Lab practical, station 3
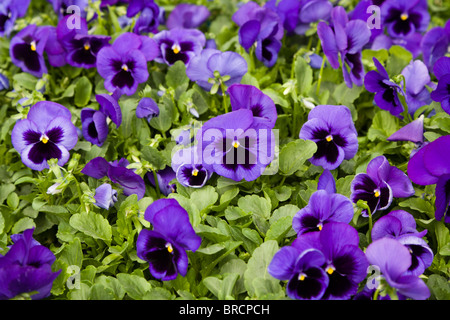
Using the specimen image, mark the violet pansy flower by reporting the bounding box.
[147,167,177,196]
[10,24,50,78]
[171,145,211,189]
[96,32,158,95]
[196,109,275,182]
[65,34,111,69]
[232,1,284,67]
[317,6,371,88]
[351,155,414,216]
[153,28,206,66]
[136,97,159,122]
[365,237,430,300]
[166,3,210,30]
[421,20,450,70]
[0,0,31,37]
[48,0,88,18]
[430,57,450,115]
[364,58,405,116]
[292,189,354,235]
[299,105,358,170]
[11,101,78,171]
[380,0,430,39]
[268,247,329,300]
[317,169,336,194]
[407,135,450,223]
[93,183,118,210]
[228,84,277,129]
[387,114,424,145]
[133,2,161,35]
[186,49,248,93]
[81,156,146,200]
[136,198,201,281]
[371,210,433,277]
[0,228,61,300]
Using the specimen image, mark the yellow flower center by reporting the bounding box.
[30,41,37,51]
[374,189,380,198]
[84,43,90,50]
[326,135,333,142]
[192,169,199,176]
[400,13,408,21]
[122,64,129,71]
[317,223,323,231]
[172,43,181,54]
[326,266,335,275]
[233,141,240,148]
[166,243,174,253]
[298,273,306,281]
[40,134,49,144]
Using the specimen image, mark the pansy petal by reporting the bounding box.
[81,157,111,179]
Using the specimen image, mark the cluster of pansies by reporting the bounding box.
[0,0,449,302]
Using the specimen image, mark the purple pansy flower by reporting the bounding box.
[421,20,450,70]
[186,49,248,93]
[430,57,450,115]
[133,2,161,35]
[0,228,61,300]
[81,157,145,200]
[299,105,358,170]
[228,84,277,129]
[401,60,435,115]
[371,210,433,276]
[317,6,371,88]
[10,24,50,78]
[407,135,450,223]
[380,0,430,39]
[232,1,284,67]
[94,183,118,210]
[317,169,336,194]
[96,32,158,95]
[365,237,430,300]
[126,0,155,18]
[81,91,122,146]
[349,0,383,43]
[166,3,210,30]
[387,114,424,145]
[293,222,369,300]
[196,109,275,182]
[153,28,206,66]
[65,33,111,69]
[136,97,159,122]
[42,26,67,68]
[48,0,88,18]
[136,198,202,281]
[364,58,405,116]
[351,155,414,216]
[11,101,78,171]
[292,189,354,235]
[171,145,211,189]
[147,167,177,196]
[0,0,31,37]
[268,247,329,300]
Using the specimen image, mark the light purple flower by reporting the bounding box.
[166,3,210,29]
[94,183,118,210]
[421,20,450,70]
[136,97,159,122]
[171,145,211,189]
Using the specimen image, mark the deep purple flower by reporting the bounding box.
[0,228,61,300]
[11,101,78,171]
[196,109,275,182]
[317,6,371,88]
[136,198,201,281]
[147,167,177,196]
[371,210,433,276]
[186,49,248,93]
[268,247,329,300]
[171,145,211,189]
[293,222,369,300]
[387,114,424,144]
[407,135,450,223]
[430,57,450,115]
[380,0,429,39]
[421,20,450,70]
[126,0,154,17]
[0,73,9,91]
[81,157,146,199]
[42,26,67,67]
[0,0,31,37]
[96,32,158,95]
[292,190,354,235]
[94,183,118,210]
[10,25,50,78]
[153,28,206,66]
[364,58,405,116]
[401,60,435,115]
[48,0,88,18]
[232,1,284,67]
[81,92,122,146]
[136,97,159,122]
[65,34,111,69]
[365,237,430,300]
[166,3,210,30]
[349,0,383,43]
[351,155,414,216]
[317,169,336,194]
[133,3,161,35]
[228,84,277,128]
[299,105,358,170]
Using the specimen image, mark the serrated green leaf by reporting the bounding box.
[279,139,317,175]
[69,211,112,243]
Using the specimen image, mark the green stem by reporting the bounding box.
[316,55,326,97]
[220,80,229,113]
[373,288,380,301]
[278,176,287,188]
[152,170,161,199]
[367,205,373,243]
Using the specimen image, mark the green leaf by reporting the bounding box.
[150,95,174,133]
[386,45,413,75]
[69,211,112,243]
[74,76,93,107]
[294,56,313,95]
[279,139,317,175]
[367,110,399,141]
[427,275,450,300]
[191,186,218,214]
[140,145,167,170]
[117,274,151,300]
[238,195,272,220]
